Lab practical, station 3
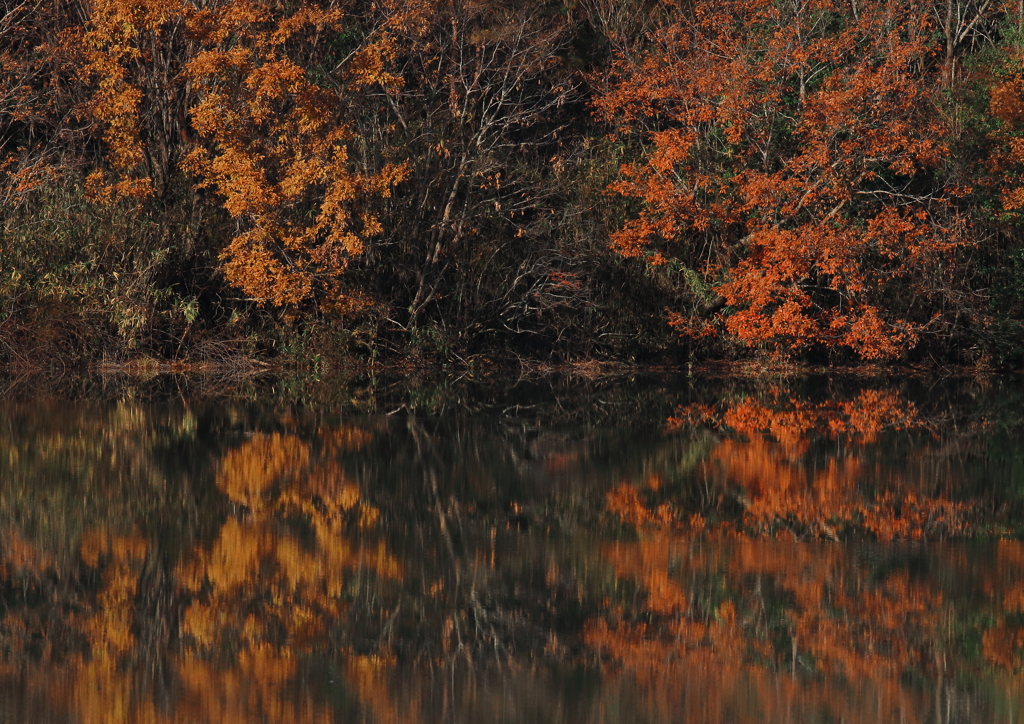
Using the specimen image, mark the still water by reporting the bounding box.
[3,372,1024,723]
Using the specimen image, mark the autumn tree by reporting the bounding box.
[179,0,420,311]
[1,0,220,359]
[79,0,199,202]
[1,0,421,360]
[8,0,1024,363]
[990,41,1024,213]
[597,0,984,360]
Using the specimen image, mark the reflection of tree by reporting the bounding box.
[588,538,1024,722]
[0,399,211,564]
[0,422,410,723]
[62,532,159,724]
[588,535,963,723]
[5,386,1024,723]
[178,432,400,654]
[654,388,973,539]
[167,428,408,723]
[589,385,1022,721]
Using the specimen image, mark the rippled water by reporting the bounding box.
[3,373,1024,723]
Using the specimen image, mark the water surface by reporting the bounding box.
[3,373,1024,722]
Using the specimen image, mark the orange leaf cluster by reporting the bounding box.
[598,0,965,358]
[989,54,1024,214]
[74,0,423,309]
[181,1,413,307]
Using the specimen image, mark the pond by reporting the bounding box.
[3,371,1024,723]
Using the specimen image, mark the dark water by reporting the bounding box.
[3,372,1024,723]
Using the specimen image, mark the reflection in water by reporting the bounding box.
[2,378,1024,722]
[667,388,973,540]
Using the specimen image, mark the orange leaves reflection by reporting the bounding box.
[0,423,410,724]
[172,425,400,718]
[76,530,150,659]
[52,531,157,724]
[180,430,400,653]
[606,484,674,530]
[981,542,1024,672]
[673,388,917,450]
[589,386,1013,721]
[588,537,954,724]
[215,429,377,525]
[663,388,972,539]
[216,433,310,511]
[0,527,53,577]
[5,397,1024,723]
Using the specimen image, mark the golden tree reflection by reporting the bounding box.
[3,390,1024,723]
[0,423,412,723]
[177,432,399,655]
[590,386,1013,722]
[659,388,974,539]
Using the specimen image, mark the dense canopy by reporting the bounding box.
[3,0,1024,366]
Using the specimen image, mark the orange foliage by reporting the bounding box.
[68,0,420,309]
[80,0,181,201]
[182,1,413,308]
[597,0,965,358]
[989,54,1024,215]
